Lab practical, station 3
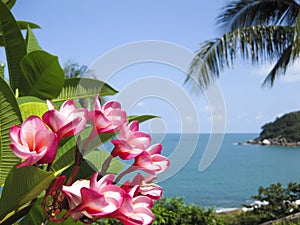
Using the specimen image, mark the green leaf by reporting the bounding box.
[61,150,123,183]
[0,0,28,93]
[0,61,4,78]
[21,50,65,99]
[16,96,45,105]
[19,198,45,225]
[127,114,160,123]
[0,21,40,47]
[53,77,118,104]
[51,128,115,175]
[17,96,47,120]
[0,76,22,186]
[85,150,123,174]
[17,20,41,30]
[26,25,41,53]
[20,198,83,225]
[0,166,55,221]
[19,102,48,121]
[1,0,15,9]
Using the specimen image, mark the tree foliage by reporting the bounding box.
[259,111,300,142]
[188,0,300,89]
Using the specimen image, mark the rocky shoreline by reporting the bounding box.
[245,136,300,147]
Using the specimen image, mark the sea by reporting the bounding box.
[152,133,300,212]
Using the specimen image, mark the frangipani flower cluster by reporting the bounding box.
[9,95,170,225]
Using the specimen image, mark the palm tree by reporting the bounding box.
[188,0,300,89]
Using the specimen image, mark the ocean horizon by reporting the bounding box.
[153,133,300,212]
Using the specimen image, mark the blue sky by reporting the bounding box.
[11,1,300,134]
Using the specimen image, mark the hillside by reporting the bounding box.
[248,111,300,146]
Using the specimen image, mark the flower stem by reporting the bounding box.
[99,155,114,176]
[66,136,83,186]
[114,166,136,184]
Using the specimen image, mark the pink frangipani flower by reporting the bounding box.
[62,173,125,221]
[133,143,170,175]
[10,115,58,168]
[111,121,151,160]
[109,193,154,225]
[122,174,163,201]
[88,95,127,134]
[42,99,87,141]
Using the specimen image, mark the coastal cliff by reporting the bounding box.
[247,111,300,146]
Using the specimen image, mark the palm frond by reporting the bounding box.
[262,45,292,87]
[217,0,299,32]
[291,11,300,58]
[188,25,294,89]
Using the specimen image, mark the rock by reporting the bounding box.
[262,139,271,145]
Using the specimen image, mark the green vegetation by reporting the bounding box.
[258,111,300,143]
[96,182,300,225]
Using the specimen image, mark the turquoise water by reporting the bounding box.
[153,133,300,211]
[3,133,299,212]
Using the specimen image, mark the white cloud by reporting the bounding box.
[255,113,264,121]
[251,59,300,83]
[136,101,145,107]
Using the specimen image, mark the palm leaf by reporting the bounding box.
[262,45,293,87]
[0,0,28,94]
[0,76,22,186]
[188,25,294,89]
[217,0,299,32]
[291,12,300,59]
[52,77,118,104]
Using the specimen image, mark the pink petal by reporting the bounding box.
[94,95,101,111]
[103,101,121,111]
[56,116,83,140]
[46,99,55,110]
[151,155,170,174]
[134,151,152,167]
[90,173,115,190]
[62,179,90,209]
[42,110,66,132]
[9,125,21,144]
[59,99,76,113]
[75,188,108,216]
[118,193,134,215]
[90,110,112,132]
[131,173,144,185]
[16,154,43,168]
[20,116,47,150]
[111,140,144,160]
[36,130,58,163]
[128,121,139,132]
[147,144,162,155]
[132,207,154,225]
[133,196,153,209]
